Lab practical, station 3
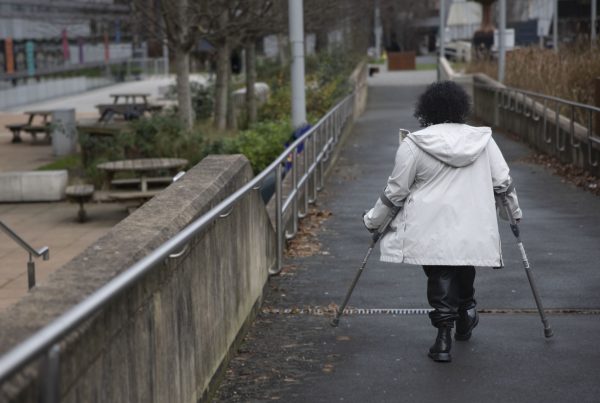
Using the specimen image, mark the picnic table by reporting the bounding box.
[5,110,52,143]
[96,93,163,123]
[110,93,151,105]
[97,158,187,196]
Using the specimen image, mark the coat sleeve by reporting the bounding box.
[488,137,523,220]
[364,140,417,229]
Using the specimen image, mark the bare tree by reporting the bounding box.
[241,0,278,125]
[130,0,209,129]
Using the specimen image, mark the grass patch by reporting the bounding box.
[37,154,81,171]
[416,63,437,71]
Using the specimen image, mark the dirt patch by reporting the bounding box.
[522,153,600,196]
[285,208,332,258]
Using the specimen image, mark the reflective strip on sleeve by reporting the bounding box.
[379,192,395,208]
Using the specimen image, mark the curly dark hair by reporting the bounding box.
[413,81,471,127]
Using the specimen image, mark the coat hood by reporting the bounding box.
[407,123,492,167]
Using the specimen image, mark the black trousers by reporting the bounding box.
[422,265,476,328]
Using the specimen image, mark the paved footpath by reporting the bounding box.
[213,70,600,402]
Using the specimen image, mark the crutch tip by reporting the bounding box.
[544,328,554,338]
[330,318,340,327]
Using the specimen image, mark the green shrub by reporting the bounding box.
[224,120,293,173]
[78,114,211,185]
[165,81,215,120]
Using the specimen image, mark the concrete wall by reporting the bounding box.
[440,58,600,176]
[0,77,114,110]
[0,170,68,202]
[471,74,600,176]
[0,155,276,402]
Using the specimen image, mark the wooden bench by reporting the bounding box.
[110,176,173,190]
[65,185,95,222]
[22,125,51,142]
[5,124,50,143]
[6,124,27,143]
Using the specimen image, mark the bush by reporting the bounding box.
[165,81,215,120]
[259,49,357,124]
[224,120,293,173]
[466,42,600,106]
[79,114,211,184]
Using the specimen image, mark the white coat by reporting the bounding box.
[363,123,522,267]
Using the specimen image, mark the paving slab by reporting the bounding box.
[213,70,600,402]
[0,201,127,311]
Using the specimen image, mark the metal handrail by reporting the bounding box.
[0,221,49,290]
[474,82,600,167]
[0,93,355,391]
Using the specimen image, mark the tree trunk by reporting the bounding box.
[245,40,257,126]
[214,40,230,131]
[175,47,193,129]
[315,29,328,53]
[226,63,236,130]
[277,33,288,66]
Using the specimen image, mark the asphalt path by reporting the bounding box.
[213,70,600,403]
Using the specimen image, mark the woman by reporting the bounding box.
[363,81,521,363]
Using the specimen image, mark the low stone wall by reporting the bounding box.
[0,170,68,202]
[0,77,114,110]
[440,58,600,176]
[0,155,276,402]
[472,73,600,176]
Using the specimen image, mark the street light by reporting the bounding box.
[288,0,307,129]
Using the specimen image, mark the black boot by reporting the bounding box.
[455,308,479,341]
[428,326,453,362]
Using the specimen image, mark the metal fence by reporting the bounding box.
[0,92,356,402]
[474,82,600,168]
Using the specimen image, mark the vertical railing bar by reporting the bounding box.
[556,102,565,151]
[39,344,61,403]
[273,163,283,275]
[309,130,317,203]
[285,151,298,239]
[494,89,499,127]
[301,137,309,215]
[589,109,598,167]
[570,105,580,147]
[317,121,327,191]
[27,253,35,290]
[543,98,550,143]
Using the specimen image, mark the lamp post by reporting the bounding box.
[438,0,445,81]
[288,0,307,129]
[498,0,506,83]
[553,0,558,52]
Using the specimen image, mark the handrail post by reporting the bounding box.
[274,163,283,274]
[301,139,309,216]
[39,344,61,403]
[286,151,299,239]
[309,131,317,203]
[0,221,48,291]
[27,254,35,290]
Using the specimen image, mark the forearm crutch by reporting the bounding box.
[330,206,401,327]
[500,192,553,338]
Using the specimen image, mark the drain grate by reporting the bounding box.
[261,307,600,316]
